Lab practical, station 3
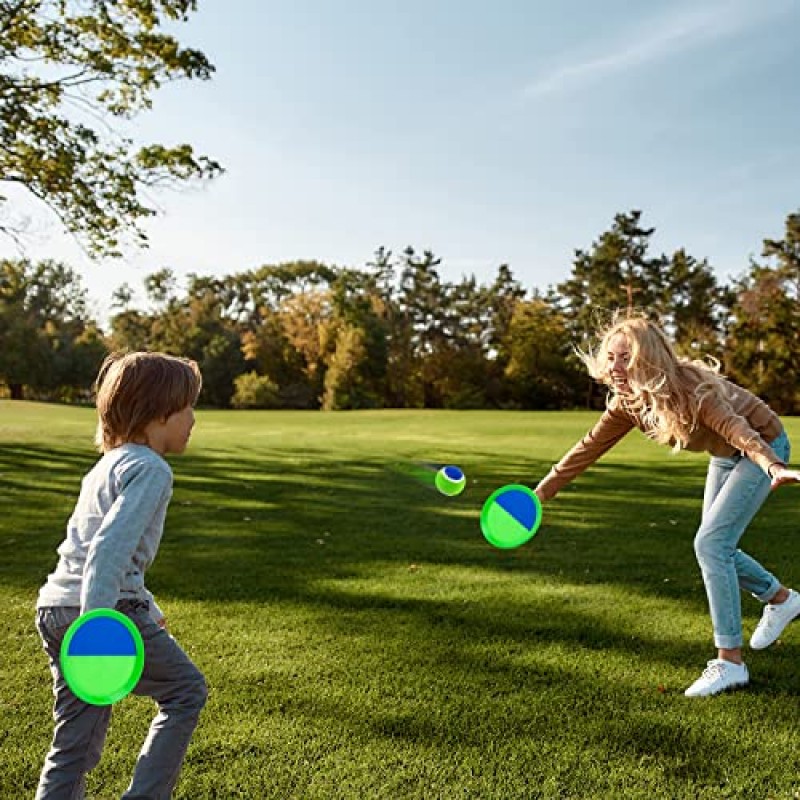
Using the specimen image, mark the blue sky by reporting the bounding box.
[4,0,800,321]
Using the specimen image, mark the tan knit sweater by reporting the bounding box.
[535,377,784,501]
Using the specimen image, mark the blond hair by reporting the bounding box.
[579,313,728,449]
[94,352,202,452]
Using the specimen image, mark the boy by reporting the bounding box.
[35,351,207,799]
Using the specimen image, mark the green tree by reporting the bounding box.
[109,269,246,406]
[1,0,222,257]
[725,212,800,413]
[245,261,338,315]
[659,248,729,359]
[0,258,105,398]
[231,371,281,409]
[321,323,370,410]
[481,264,526,407]
[555,211,668,405]
[557,210,666,338]
[108,308,154,352]
[505,297,584,409]
[278,289,334,407]
[357,248,520,409]
[48,319,108,402]
[763,210,800,299]
[0,299,49,398]
[240,309,308,403]
[394,247,445,407]
[431,276,491,409]
[324,267,389,409]
[153,272,246,407]
[234,261,339,408]
[197,330,245,408]
[363,246,414,408]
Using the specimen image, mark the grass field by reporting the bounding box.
[1,400,799,799]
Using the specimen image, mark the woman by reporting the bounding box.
[534,315,800,697]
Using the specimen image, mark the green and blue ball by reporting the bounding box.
[435,465,466,497]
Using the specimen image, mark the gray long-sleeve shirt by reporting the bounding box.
[37,444,173,621]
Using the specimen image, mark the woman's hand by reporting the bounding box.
[770,464,800,490]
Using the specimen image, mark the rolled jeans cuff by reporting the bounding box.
[714,632,743,650]
[754,578,782,604]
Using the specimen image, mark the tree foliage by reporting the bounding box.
[724,212,800,414]
[505,297,585,409]
[5,210,800,414]
[0,257,105,398]
[556,211,665,340]
[0,0,222,256]
[660,248,728,358]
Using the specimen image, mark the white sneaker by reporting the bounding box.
[750,589,800,650]
[684,659,749,697]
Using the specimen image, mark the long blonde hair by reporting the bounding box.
[580,314,728,449]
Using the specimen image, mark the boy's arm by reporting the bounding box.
[81,461,172,613]
[535,407,635,501]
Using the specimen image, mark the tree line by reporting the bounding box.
[1,209,799,413]
[2,7,797,414]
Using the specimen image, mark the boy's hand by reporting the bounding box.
[156,616,167,629]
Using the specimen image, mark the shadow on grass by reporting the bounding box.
[7,440,800,794]
[6,441,798,604]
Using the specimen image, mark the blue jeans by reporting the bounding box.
[694,430,790,650]
[35,599,207,800]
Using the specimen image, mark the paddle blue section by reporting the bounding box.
[67,616,137,656]
[495,489,536,530]
[443,466,463,480]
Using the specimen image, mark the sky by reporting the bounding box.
[4,0,800,324]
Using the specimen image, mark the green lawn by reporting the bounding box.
[1,401,799,799]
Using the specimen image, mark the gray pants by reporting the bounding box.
[35,600,207,800]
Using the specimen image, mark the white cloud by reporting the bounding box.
[522,1,793,100]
